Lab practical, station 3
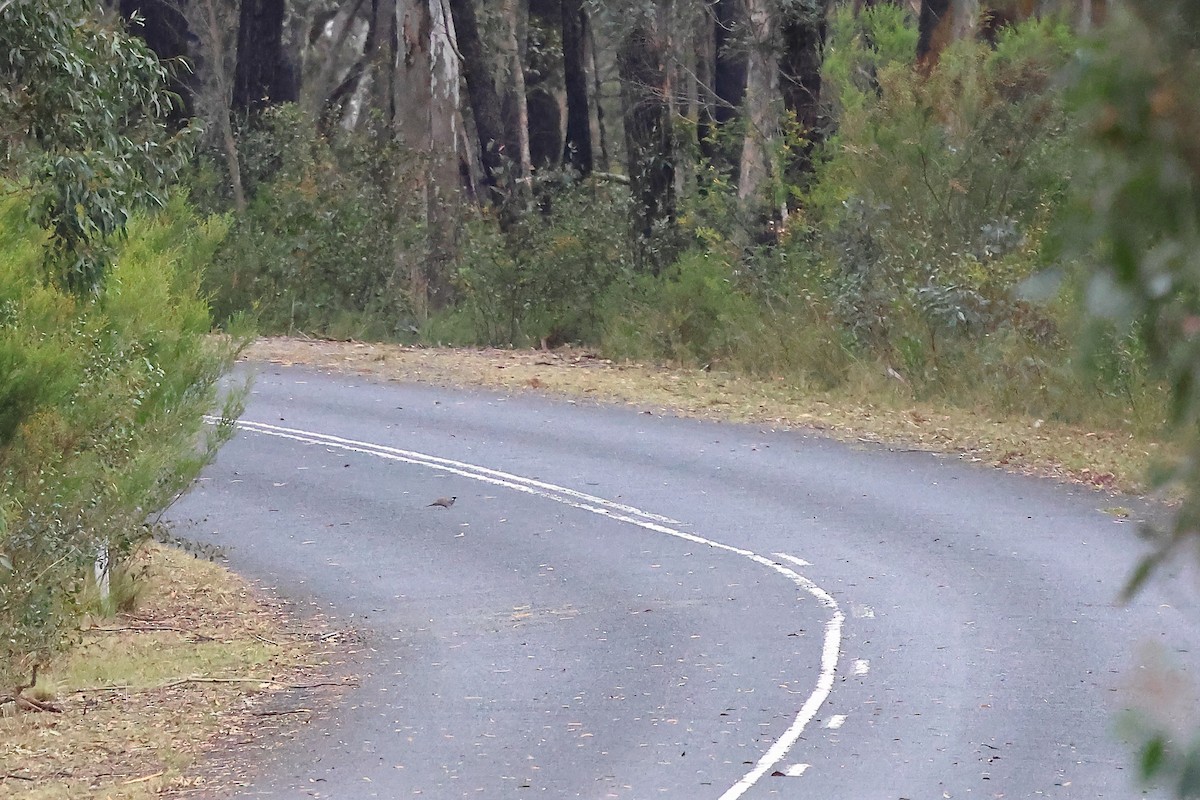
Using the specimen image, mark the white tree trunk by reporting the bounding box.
[501,0,532,180]
[737,0,779,213]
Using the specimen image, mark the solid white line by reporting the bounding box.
[221,418,685,526]
[219,417,844,799]
[774,552,812,568]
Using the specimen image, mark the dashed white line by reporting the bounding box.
[219,417,845,800]
[853,659,870,676]
[825,714,847,729]
[781,763,810,777]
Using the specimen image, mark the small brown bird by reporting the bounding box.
[427,496,456,509]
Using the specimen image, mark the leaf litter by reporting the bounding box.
[0,544,357,799]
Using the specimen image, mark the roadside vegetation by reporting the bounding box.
[0,543,344,799]
[4,0,1200,796]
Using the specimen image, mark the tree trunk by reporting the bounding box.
[737,0,778,217]
[233,0,295,113]
[560,0,592,176]
[369,0,398,143]
[713,0,747,128]
[305,0,369,122]
[586,16,610,171]
[425,0,461,310]
[501,0,533,180]
[917,0,953,71]
[618,11,675,274]
[447,0,508,206]
[120,0,195,118]
[390,0,462,313]
[779,0,828,186]
[194,0,247,213]
[710,0,748,178]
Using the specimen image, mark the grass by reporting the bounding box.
[244,336,1168,495]
[0,543,351,799]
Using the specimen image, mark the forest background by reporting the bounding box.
[5,0,1200,793]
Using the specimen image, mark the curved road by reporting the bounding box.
[170,364,1199,799]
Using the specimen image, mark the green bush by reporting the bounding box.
[813,8,1076,355]
[202,106,416,340]
[450,175,633,346]
[602,248,760,365]
[0,190,240,692]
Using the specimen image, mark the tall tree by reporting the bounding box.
[233,0,295,112]
[779,0,829,183]
[706,0,748,176]
[447,0,509,205]
[618,8,676,274]
[713,0,748,127]
[561,0,593,175]
[164,0,246,211]
[501,0,533,179]
[391,0,463,314]
[737,0,778,214]
[119,0,194,117]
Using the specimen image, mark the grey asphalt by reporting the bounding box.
[168,363,1200,799]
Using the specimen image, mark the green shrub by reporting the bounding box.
[450,175,633,346]
[602,248,759,365]
[0,190,240,692]
[813,8,1076,358]
[202,106,416,340]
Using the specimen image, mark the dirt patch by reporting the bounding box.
[245,336,1166,495]
[0,544,358,799]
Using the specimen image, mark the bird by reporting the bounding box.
[427,496,456,509]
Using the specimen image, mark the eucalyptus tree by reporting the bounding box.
[0,0,194,293]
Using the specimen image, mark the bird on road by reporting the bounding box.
[428,496,456,509]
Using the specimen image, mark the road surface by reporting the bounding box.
[169,364,1199,799]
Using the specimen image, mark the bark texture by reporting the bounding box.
[560,0,592,175]
[618,13,675,274]
[447,0,508,204]
[233,0,296,112]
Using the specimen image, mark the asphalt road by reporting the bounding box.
[169,363,1200,799]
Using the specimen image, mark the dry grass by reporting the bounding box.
[0,544,354,799]
[246,336,1168,494]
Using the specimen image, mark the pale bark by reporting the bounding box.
[586,17,610,171]
[737,0,779,215]
[176,0,246,213]
[392,0,461,316]
[427,0,460,307]
[501,0,532,180]
[305,0,369,120]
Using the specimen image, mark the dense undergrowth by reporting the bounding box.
[201,7,1164,439]
[0,191,241,693]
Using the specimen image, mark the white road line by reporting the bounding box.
[774,552,811,568]
[220,418,685,526]
[781,763,810,777]
[853,659,870,676]
[825,714,847,729]
[852,604,875,619]
[219,417,844,800]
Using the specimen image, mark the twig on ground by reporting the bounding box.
[250,708,312,717]
[120,770,165,785]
